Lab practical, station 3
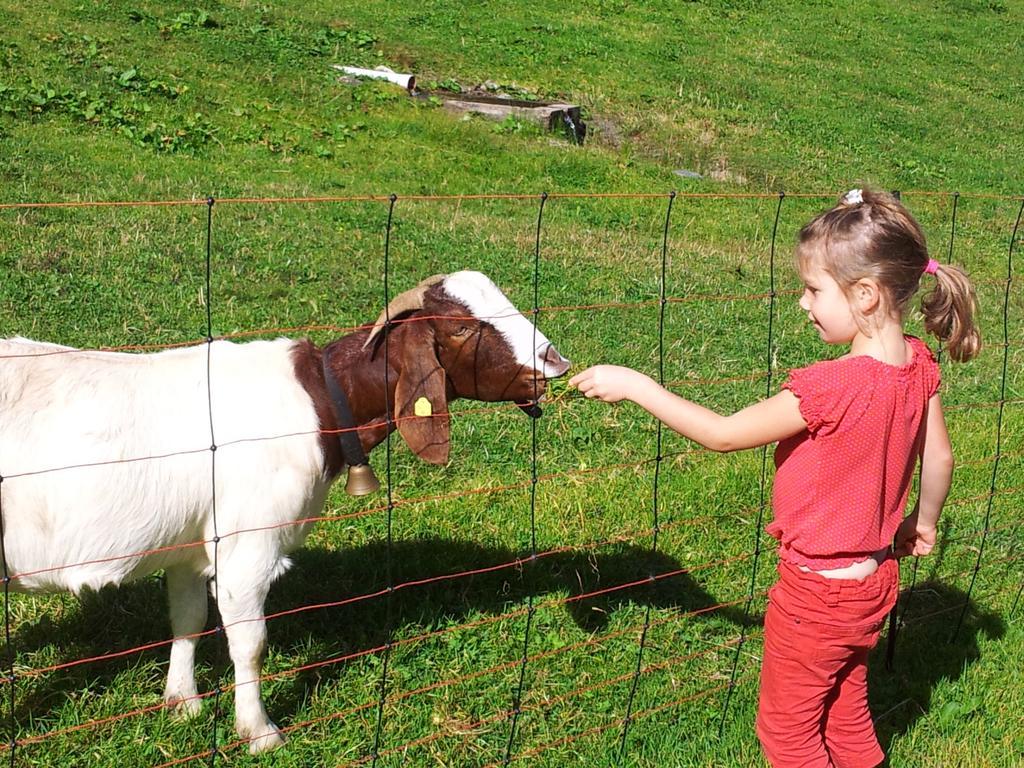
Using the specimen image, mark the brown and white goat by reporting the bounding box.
[0,270,570,753]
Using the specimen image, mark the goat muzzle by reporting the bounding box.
[516,400,543,419]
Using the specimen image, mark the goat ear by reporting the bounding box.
[394,325,450,465]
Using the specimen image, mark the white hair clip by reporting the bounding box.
[843,189,864,205]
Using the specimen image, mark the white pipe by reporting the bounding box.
[333,65,416,91]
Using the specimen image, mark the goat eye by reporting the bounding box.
[452,325,471,338]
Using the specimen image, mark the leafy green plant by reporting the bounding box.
[310,26,377,55]
[492,114,540,136]
[159,9,220,34]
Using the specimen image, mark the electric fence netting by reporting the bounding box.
[0,191,1020,766]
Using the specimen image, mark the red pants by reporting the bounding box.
[756,558,899,768]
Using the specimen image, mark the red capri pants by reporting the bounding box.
[756,557,899,768]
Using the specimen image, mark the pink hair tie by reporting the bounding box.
[923,258,940,275]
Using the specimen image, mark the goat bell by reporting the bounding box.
[344,463,381,496]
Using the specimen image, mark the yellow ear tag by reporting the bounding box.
[414,397,432,417]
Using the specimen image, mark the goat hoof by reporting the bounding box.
[247,724,286,754]
[163,693,202,720]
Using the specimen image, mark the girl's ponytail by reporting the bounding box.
[920,262,981,362]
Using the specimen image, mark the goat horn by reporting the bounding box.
[363,274,447,349]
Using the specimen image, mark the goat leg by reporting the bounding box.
[163,566,207,718]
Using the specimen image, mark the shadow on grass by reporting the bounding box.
[869,580,1006,757]
[11,536,750,725]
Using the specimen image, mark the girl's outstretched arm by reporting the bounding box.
[570,364,807,452]
[895,393,953,557]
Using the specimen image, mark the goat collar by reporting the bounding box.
[321,352,371,469]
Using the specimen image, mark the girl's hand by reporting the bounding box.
[569,365,651,404]
[894,510,938,558]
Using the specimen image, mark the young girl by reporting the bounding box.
[569,189,980,767]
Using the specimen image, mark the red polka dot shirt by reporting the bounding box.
[769,336,941,569]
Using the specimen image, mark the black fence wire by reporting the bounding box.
[369,193,399,768]
[617,190,675,763]
[203,197,225,767]
[953,196,1023,640]
[718,189,785,735]
[0,190,1020,766]
[500,192,547,767]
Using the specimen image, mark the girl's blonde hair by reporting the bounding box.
[796,189,981,362]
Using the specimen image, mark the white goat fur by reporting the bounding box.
[1,336,328,751]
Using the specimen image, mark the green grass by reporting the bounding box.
[1,1,1023,767]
